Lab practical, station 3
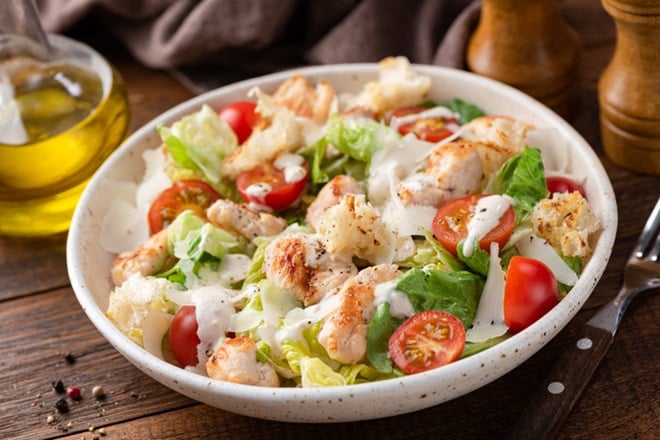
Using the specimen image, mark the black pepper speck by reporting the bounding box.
[55,398,69,413]
[52,380,65,394]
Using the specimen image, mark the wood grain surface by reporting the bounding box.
[1,1,658,439]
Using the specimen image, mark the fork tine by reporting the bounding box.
[650,232,660,262]
[634,198,660,259]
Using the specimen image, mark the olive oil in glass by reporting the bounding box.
[0,34,130,236]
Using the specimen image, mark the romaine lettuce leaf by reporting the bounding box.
[300,357,346,387]
[241,237,270,288]
[366,302,402,373]
[158,104,237,184]
[157,211,243,285]
[441,98,485,124]
[302,135,368,191]
[325,115,385,163]
[255,341,299,380]
[485,146,548,225]
[461,334,510,358]
[398,230,464,272]
[338,363,400,384]
[395,268,484,328]
[457,239,490,277]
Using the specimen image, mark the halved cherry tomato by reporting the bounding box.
[388,310,466,375]
[236,159,309,211]
[390,106,458,142]
[168,305,201,368]
[218,101,258,144]
[431,194,516,255]
[147,179,221,234]
[546,176,586,198]
[504,256,559,334]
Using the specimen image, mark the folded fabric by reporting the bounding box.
[37,0,480,93]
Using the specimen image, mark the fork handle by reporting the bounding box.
[506,324,614,440]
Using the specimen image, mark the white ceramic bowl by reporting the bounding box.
[66,64,617,423]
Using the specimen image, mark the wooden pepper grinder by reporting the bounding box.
[466,0,581,119]
[598,0,660,174]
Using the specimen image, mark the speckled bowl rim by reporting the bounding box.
[67,63,617,423]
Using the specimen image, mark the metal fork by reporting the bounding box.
[507,198,660,440]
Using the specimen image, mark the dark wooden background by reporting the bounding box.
[1,1,658,438]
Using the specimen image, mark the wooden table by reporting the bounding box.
[1,1,658,439]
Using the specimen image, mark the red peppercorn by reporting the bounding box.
[67,386,82,400]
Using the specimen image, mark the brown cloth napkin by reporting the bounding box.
[36,0,480,94]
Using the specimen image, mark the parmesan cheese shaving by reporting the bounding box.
[466,242,508,342]
[515,234,578,286]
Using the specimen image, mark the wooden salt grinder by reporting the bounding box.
[466,0,581,119]
[599,0,660,174]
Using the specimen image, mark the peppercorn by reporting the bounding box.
[67,386,82,400]
[54,398,69,413]
[91,385,105,400]
[64,353,76,364]
[52,380,65,394]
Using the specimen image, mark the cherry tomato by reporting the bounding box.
[388,310,466,375]
[236,159,309,211]
[147,179,221,234]
[431,194,516,255]
[218,101,258,144]
[391,106,458,142]
[504,256,559,334]
[168,305,201,367]
[546,176,586,198]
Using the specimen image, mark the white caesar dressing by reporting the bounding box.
[380,197,437,237]
[466,242,508,342]
[245,182,272,200]
[368,131,441,236]
[276,293,342,349]
[192,285,236,367]
[373,280,415,319]
[185,253,252,291]
[228,284,262,333]
[274,152,307,183]
[463,195,514,257]
[367,130,433,205]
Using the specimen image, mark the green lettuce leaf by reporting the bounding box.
[396,268,484,328]
[461,334,510,358]
[457,239,490,277]
[441,98,485,124]
[398,231,465,273]
[302,135,367,192]
[300,357,346,387]
[241,237,270,288]
[158,104,237,183]
[338,363,401,384]
[325,115,385,163]
[485,146,548,225]
[255,341,299,380]
[366,302,403,373]
[157,211,243,284]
